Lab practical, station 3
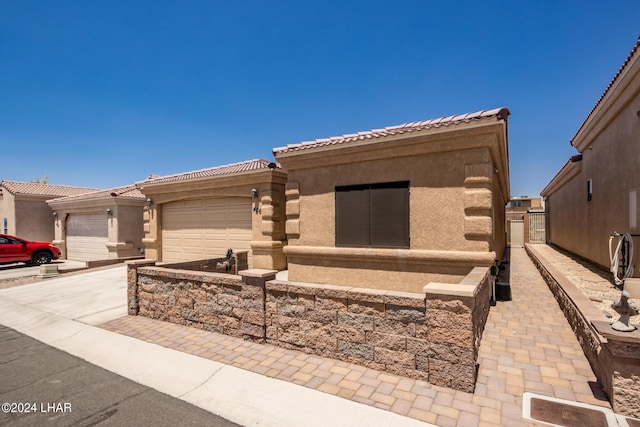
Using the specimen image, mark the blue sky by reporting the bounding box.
[1,1,638,197]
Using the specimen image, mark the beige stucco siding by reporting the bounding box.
[289,147,492,252]
[276,116,510,291]
[547,95,640,269]
[543,45,640,271]
[14,198,55,242]
[0,192,16,235]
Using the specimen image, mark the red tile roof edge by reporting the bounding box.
[0,180,100,197]
[272,107,510,155]
[47,184,145,203]
[137,159,280,186]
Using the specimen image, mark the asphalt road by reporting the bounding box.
[0,325,242,427]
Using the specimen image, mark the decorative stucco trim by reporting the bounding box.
[283,245,496,267]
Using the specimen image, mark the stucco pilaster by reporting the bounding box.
[464,163,494,243]
[285,182,300,238]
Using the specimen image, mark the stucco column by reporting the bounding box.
[141,205,160,260]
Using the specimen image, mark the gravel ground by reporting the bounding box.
[0,264,120,290]
[532,244,639,326]
[0,275,42,289]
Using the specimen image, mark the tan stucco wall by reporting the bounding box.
[139,170,287,270]
[16,198,56,242]
[109,204,145,257]
[0,191,16,235]
[277,121,509,292]
[0,194,57,242]
[543,52,640,272]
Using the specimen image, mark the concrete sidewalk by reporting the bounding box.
[0,248,617,426]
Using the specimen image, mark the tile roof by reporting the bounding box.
[0,180,99,197]
[572,36,640,144]
[138,159,280,186]
[272,108,510,155]
[48,184,145,203]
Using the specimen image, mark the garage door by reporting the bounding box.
[66,214,109,261]
[161,198,252,263]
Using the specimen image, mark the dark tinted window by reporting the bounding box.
[335,181,409,248]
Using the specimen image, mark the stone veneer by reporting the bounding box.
[127,261,493,392]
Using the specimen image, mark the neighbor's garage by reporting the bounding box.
[161,197,252,263]
[65,213,109,261]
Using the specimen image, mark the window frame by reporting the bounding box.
[335,181,410,249]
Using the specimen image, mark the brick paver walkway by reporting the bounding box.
[100,247,611,426]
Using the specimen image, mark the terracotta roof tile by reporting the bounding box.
[138,159,279,186]
[571,36,640,145]
[48,184,145,203]
[0,180,100,197]
[272,108,510,155]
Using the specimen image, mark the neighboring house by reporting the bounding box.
[541,37,640,271]
[136,159,287,270]
[47,185,146,261]
[0,181,98,242]
[272,108,510,292]
[506,196,545,247]
[506,196,543,218]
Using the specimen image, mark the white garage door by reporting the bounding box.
[66,213,109,261]
[161,198,252,263]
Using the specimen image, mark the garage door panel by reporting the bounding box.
[66,214,109,261]
[162,197,252,264]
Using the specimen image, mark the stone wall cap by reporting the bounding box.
[126,259,157,266]
[239,269,278,278]
[424,282,477,297]
[592,320,640,344]
[385,289,426,299]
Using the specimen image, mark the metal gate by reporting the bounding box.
[529,212,546,244]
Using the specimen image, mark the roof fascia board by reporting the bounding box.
[13,193,62,202]
[48,197,145,209]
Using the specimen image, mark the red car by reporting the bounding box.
[0,234,61,266]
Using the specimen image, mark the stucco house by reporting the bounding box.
[136,159,287,270]
[541,37,640,271]
[47,184,146,261]
[273,107,510,292]
[0,180,98,242]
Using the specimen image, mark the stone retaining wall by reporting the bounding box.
[127,261,493,392]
